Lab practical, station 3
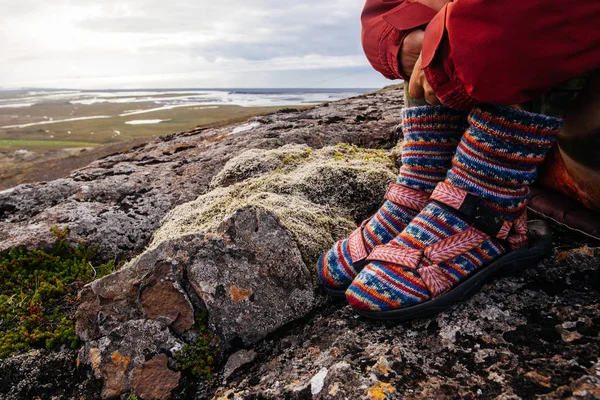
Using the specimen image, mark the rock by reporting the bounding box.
[131,354,181,400]
[74,144,397,398]
[210,145,312,188]
[78,319,183,399]
[140,279,195,335]
[310,367,329,396]
[223,350,257,380]
[0,349,101,400]
[0,90,403,263]
[152,145,395,267]
[75,252,190,342]
[213,245,600,399]
[185,208,315,346]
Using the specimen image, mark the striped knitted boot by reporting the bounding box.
[318,105,467,295]
[346,105,563,316]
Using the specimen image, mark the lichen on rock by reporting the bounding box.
[209,144,314,188]
[152,144,396,267]
[74,143,397,399]
[213,245,600,400]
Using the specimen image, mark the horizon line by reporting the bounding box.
[0,86,384,92]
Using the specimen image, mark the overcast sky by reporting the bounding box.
[0,0,392,89]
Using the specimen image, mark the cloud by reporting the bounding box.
[0,0,391,88]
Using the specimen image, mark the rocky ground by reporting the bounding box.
[0,87,599,400]
[213,242,600,400]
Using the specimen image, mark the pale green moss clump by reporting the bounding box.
[210,144,314,188]
[152,144,397,267]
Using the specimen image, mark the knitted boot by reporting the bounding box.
[318,105,467,295]
[346,105,563,315]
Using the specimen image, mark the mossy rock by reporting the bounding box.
[153,144,397,267]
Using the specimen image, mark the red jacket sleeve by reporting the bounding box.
[361,0,436,80]
[422,0,600,109]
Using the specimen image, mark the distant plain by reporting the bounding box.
[0,88,371,188]
[0,91,300,188]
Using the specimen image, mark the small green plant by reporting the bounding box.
[174,310,220,380]
[126,394,140,400]
[0,226,115,359]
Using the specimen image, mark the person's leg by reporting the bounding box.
[318,105,467,294]
[346,105,563,315]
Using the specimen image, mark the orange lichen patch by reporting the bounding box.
[560,329,583,343]
[111,351,121,365]
[574,246,594,256]
[375,356,392,377]
[557,251,570,262]
[213,389,237,400]
[367,381,395,400]
[480,334,502,344]
[89,348,101,370]
[559,246,593,262]
[329,382,340,396]
[228,285,253,302]
[329,347,341,358]
[206,133,229,143]
[307,346,321,359]
[111,351,131,369]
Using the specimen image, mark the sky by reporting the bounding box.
[0,0,393,89]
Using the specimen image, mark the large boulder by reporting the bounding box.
[75,144,397,399]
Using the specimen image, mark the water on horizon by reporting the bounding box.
[0,88,377,110]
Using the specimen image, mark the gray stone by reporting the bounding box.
[78,319,184,399]
[223,350,258,380]
[212,245,600,400]
[185,208,315,346]
[0,349,101,400]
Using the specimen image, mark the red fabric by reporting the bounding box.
[361,1,436,80]
[362,0,600,108]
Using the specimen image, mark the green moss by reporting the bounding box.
[333,144,393,167]
[0,226,115,359]
[174,311,220,381]
[210,144,315,188]
[280,147,312,168]
[152,145,396,268]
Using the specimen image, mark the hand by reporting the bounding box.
[408,52,441,105]
[400,29,425,78]
[407,0,449,12]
